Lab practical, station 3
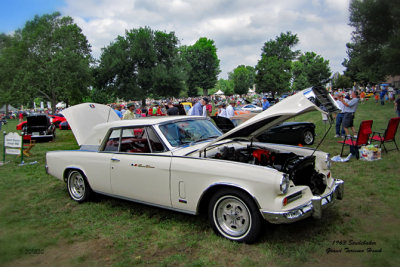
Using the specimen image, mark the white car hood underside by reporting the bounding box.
[200,87,339,151]
[62,103,120,146]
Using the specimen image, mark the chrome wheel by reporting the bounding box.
[303,130,314,145]
[67,170,90,202]
[213,195,251,239]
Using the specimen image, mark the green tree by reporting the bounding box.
[291,52,331,91]
[344,0,400,82]
[331,73,353,89]
[0,33,31,112]
[255,32,299,97]
[96,27,185,104]
[181,37,220,96]
[15,12,93,112]
[229,65,255,95]
[215,78,234,96]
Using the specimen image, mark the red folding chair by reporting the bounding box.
[338,120,373,159]
[370,117,400,152]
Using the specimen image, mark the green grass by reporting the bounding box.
[1,98,399,266]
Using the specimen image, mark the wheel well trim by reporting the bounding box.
[63,167,88,184]
[196,182,261,215]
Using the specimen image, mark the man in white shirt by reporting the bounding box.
[226,101,235,119]
[218,103,228,118]
[334,94,346,137]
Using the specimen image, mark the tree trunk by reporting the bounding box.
[203,88,208,96]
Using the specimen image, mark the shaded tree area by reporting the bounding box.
[254,32,332,96]
[255,32,300,97]
[229,65,255,95]
[0,33,25,115]
[181,37,220,96]
[331,72,353,89]
[291,52,331,91]
[344,0,400,84]
[16,12,92,112]
[95,27,186,104]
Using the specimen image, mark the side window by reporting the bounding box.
[120,127,150,153]
[103,129,121,152]
[147,127,166,153]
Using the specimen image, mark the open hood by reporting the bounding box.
[201,87,339,151]
[62,103,120,146]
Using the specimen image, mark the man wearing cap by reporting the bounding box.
[191,97,209,116]
[262,96,270,111]
[123,102,136,120]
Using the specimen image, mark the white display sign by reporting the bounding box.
[6,148,21,155]
[5,132,22,148]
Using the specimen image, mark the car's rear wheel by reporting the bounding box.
[303,129,314,145]
[67,170,92,203]
[208,188,263,243]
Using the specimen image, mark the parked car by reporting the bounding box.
[21,114,56,142]
[46,88,344,243]
[240,104,263,112]
[59,120,71,130]
[212,114,316,145]
[180,102,193,114]
[49,113,66,126]
[233,107,251,115]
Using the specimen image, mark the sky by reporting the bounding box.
[1,0,353,79]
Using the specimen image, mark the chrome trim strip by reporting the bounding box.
[93,190,196,215]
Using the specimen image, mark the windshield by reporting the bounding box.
[159,119,222,147]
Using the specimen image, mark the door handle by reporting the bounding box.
[111,158,120,162]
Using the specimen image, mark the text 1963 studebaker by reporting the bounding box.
[46,87,344,243]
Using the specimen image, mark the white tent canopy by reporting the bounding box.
[56,102,66,108]
[214,90,224,95]
[0,104,18,112]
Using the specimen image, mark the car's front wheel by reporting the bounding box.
[67,170,92,203]
[208,189,263,243]
[302,129,314,145]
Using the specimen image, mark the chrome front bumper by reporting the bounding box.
[262,179,344,224]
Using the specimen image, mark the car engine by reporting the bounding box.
[212,145,327,195]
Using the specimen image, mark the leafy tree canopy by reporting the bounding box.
[10,12,93,112]
[331,72,353,89]
[344,0,400,83]
[229,65,255,95]
[291,52,331,91]
[255,32,299,97]
[96,27,185,103]
[181,37,220,96]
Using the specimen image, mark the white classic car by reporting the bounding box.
[46,87,344,243]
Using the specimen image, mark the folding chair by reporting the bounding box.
[338,120,373,159]
[370,117,400,152]
[21,135,36,157]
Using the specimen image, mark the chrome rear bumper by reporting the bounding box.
[262,179,344,224]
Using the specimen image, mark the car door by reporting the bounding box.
[108,126,172,207]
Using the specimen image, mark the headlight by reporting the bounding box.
[325,153,331,169]
[279,174,290,194]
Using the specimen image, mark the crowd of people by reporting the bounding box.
[332,84,400,139]
[1,85,399,134]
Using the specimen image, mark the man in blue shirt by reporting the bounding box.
[191,97,209,116]
[262,96,270,111]
[113,104,123,119]
[341,91,359,137]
